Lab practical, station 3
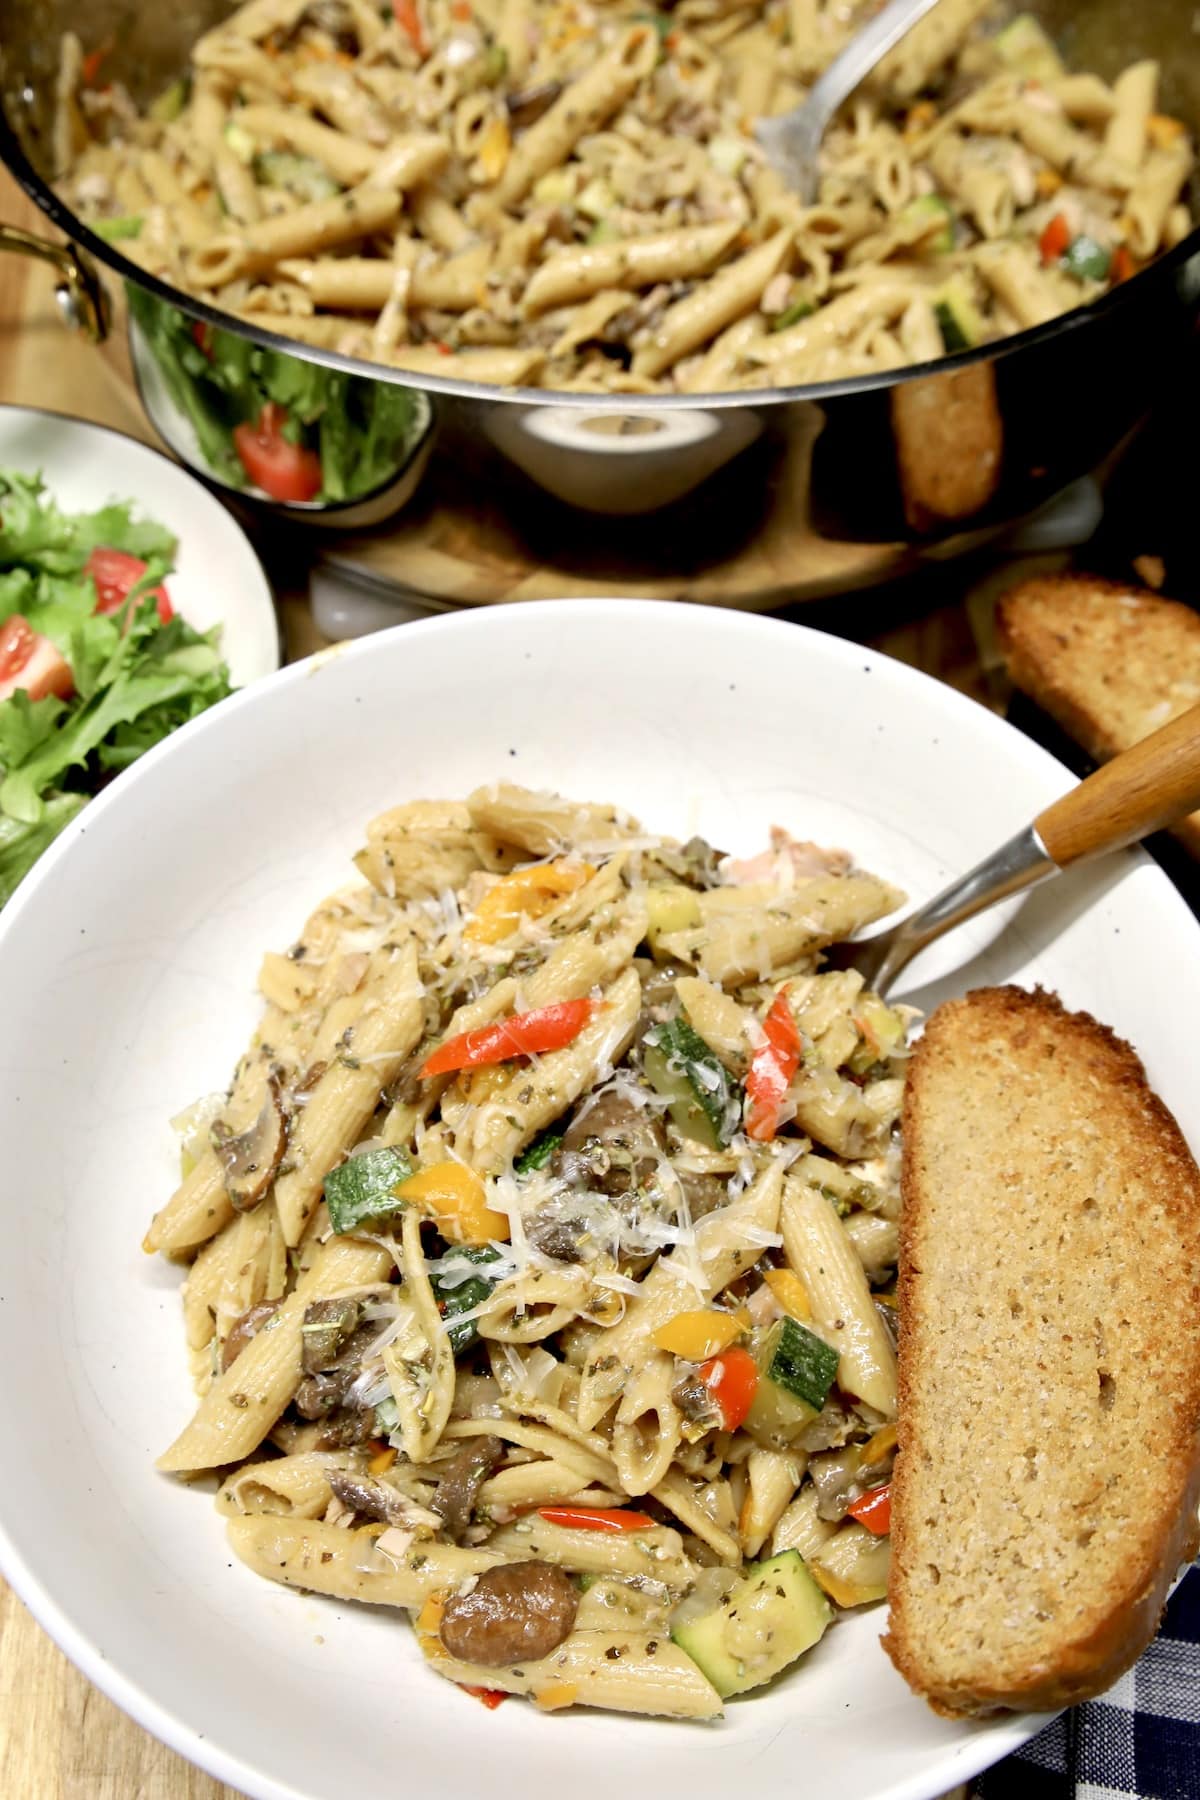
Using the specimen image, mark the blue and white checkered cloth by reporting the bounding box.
[970,1566,1200,1800]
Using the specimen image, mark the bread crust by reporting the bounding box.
[883,985,1200,1718]
[996,574,1200,857]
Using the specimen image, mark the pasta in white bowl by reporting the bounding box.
[7,599,1199,1800]
[150,782,913,1718]
[57,0,1195,393]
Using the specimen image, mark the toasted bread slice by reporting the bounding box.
[883,986,1200,1718]
[997,574,1200,856]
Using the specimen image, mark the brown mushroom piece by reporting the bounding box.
[431,1434,504,1540]
[294,1322,378,1417]
[438,1561,579,1666]
[317,1407,378,1448]
[506,80,563,129]
[327,1469,410,1525]
[561,1090,668,1197]
[221,1302,279,1371]
[300,1296,363,1374]
[212,1075,287,1212]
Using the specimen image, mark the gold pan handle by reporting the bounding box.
[0,222,110,343]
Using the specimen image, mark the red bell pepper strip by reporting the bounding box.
[420,998,596,1077]
[744,985,800,1141]
[538,1506,656,1533]
[1111,245,1135,284]
[1039,212,1070,265]
[846,1483,892,1536]
[698,1345,758,1431]
[86,547,174,624]
[462,1685,508,1709]
[393,0,428,55]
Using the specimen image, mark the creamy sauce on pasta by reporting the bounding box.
[147,786,912,1716]
[58,1,1194,393]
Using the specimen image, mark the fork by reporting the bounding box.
[756,0,943,201]
[848,704,1200,996]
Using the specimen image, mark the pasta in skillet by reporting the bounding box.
[149,785,914,1718]
[58,1,1194,393]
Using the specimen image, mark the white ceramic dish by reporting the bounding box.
[1,600,1197,1800]
[0,405,280,683]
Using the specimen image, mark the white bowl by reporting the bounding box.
[1,600,1196,1800]
[0,405,280,684]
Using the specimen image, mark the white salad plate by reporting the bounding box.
[0,405,280,683]
[1,600,1197,1800]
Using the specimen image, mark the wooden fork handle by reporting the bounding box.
[1035,704,1200,867]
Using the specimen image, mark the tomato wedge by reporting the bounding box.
[0,617,74,703]
[744,985,800,1141]
[86,547,174,624]
[538,1506,655,1533]
[698,1344,759,1432]
[233,403,323,504]
[420,998,596,1078]
[846,1483,892,1536]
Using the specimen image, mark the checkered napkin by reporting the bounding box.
[970,1565,1200,1800]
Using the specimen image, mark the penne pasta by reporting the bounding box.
[141,784,917,1717]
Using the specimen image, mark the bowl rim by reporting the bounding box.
[1,597,1194,1800]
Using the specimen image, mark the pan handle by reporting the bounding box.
[0,222,110,343]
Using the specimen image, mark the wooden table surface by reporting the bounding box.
[0,166,1017,1800]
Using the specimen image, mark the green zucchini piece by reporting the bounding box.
[431,1245,501,1354]
[643,1016,739,1148]
[772,294,816,331]
[901,193,955,253]
[744,1315,840,1446]
[1062,234,1111,283]
[671,1550,832,1696]
[254,149,342,203]
[93,214,144,242]
[324,1146,412,1234]
[767,1313,840,1409]
[515,1129,563,1175]
[933,276,984,352]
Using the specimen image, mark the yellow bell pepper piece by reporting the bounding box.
[532,1681,578,1711]
[397,1162,510,1244]
[653,1308,744,1360]
[763,1266,812,1321]
[415,1592,446,1654]
[861,1423,898,1466]
[369,1444,399,1475]
[809,1565,887,1609]
[1147,112,1185,147]
[464,859,594,945]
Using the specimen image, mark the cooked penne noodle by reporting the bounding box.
[141,785,915,1716]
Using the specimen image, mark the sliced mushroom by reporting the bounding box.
[294,1322,378,1416]
[808,1444,864,1521]
[221,1302,279,1371]
[432,1434,504,1540]
[212,1075,287,1212]
[301,1296,363,1374]
[439,1561,578,1666]
[317,1406,378,1449]
[327,1469,412,1526]
[506,80,563,130]
[561,1090,668,1198]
